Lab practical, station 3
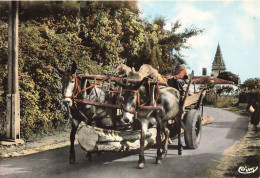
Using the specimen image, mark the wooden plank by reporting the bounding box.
[77,74,167,85]
[74,99,163,111]
[139,106,163,110]
[74,99,119,108]
[183,90,206,108]
[184,94,201,108]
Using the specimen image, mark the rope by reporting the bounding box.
[70,74,109,99]
[153,83,161,105]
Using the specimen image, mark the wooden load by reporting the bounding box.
[76,114,213,152]
[76,123,164,152]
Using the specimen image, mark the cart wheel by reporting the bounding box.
[184,109,202,149]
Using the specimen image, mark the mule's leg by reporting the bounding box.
[156,120,162,164]
[138,120,148,169]
[111,112,117,130]
[69,122,77,164]
[86,152,93,161]
[162,121,170,159]
[177,116,183,155]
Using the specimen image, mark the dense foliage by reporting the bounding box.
[0,1,202,138]
[217,71,240,85]
[241,78,260,91]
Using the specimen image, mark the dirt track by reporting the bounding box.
[0,106,259,177]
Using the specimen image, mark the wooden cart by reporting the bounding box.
[74,73,206,152]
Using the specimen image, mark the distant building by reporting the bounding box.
[211,43,226,78]
[190,75,238,94]
[189,43,239,94]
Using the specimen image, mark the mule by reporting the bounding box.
[118,79,182,168]
[55,61,117,164]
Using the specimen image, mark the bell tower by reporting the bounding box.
[211,43,226,77]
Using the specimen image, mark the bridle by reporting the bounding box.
[63,74,80,99]
[62,73,109,122]
[63,73,109,99]
[121,81,161,118]
[121,89,140,115]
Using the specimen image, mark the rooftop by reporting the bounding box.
[192,76,234,84]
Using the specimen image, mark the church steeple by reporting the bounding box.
[211,43,226,77]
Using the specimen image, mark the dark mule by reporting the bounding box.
[55,61,117,164]
[118,79,182,168]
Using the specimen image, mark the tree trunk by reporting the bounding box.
[76,116,213,152]
[76,123,163,152]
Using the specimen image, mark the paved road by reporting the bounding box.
[0,107,248,178]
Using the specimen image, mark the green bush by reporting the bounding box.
[0,2,201,139]
[214,96,237,108]
[241,78,260,91]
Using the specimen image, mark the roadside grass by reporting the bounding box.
[214,96,238,108]
[201,102,259,178]
[204,92,239,109]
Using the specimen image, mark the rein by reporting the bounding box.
[122,89,139,115]
[64,74,110,122]
[122,81,161,116]
[65,74,109,99]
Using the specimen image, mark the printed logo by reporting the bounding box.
[238,166,258,174]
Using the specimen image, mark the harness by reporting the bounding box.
[65,74,109,99]
[63,74,162,121]
[64,74,110,122]
[122,82,162,118]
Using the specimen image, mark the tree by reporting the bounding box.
[241,78,260,91]
[217,71,240,84]
[0,1,203,137]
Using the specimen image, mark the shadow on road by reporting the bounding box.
[205,117,248,141]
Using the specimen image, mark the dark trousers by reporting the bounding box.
[167,78,185,94]
[251,109,260,125]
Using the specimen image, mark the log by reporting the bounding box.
[76,116,214,152]
[202,116,214,125]
[76,123,164,152]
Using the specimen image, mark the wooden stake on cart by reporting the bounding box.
[176,71,194,155]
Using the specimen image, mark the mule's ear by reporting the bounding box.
[53,63,65,75]
[132,77,148,90]
[115,80,129,89]
[71,61,77,74]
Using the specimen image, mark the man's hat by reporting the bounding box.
[175,62,183,68]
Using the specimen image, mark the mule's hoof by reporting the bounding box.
[178,150,182,155]
[69,159,76,164]
[156,158,162,164]
[162,151,167,159]
[86,153,92,161]
[138,162,145,169]
[162,153,166,159]
[86,155,92,161]
[168,138,173,144]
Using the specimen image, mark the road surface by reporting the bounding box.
[0,107,248,178]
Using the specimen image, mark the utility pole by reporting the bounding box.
[4,1,23,144]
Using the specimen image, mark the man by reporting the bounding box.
[167,64,188,96]
[246,93,260,132]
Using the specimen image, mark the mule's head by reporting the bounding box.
[55,61,77,107]
[120,90,138,126]
[118,78,149,126]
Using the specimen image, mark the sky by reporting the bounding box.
[138,0,260,83]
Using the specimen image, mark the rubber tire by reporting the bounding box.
[184,109,202,149]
